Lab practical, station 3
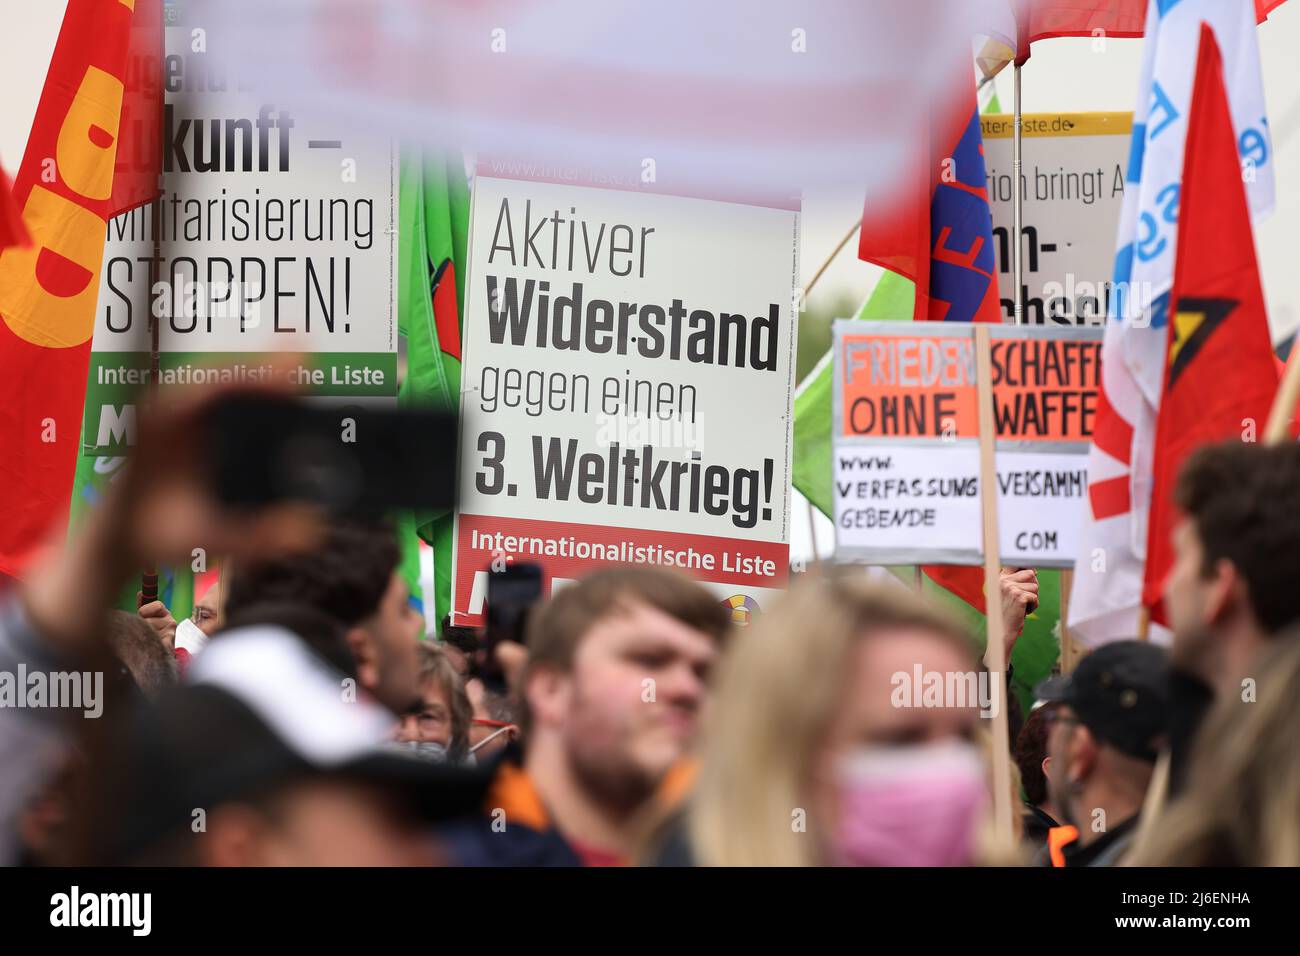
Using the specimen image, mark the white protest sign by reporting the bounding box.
[832,321,1102,567]
[982,112,1130,325]
[83,23,397,454]
[451,169,799,625]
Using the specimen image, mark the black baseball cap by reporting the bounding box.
[107,626,491,862]
[1034,640,1170,763]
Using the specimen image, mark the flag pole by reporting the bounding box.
[1059,568,1077,672]
[794,220,861,395]
[1264,340,1300,443]
[139,184,161,608]
[797,221,860,561]
[975,325,1015,849]
[1012,62,1024,326]
[804,220,861,303]
[806,498,821,564]
[139,180,161,608]
[140,15,166,610]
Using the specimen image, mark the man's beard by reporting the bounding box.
[563,692,666,815]
[566,731,663,814]
[1047,774,1076,829]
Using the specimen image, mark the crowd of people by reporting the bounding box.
[3,384,1300,867]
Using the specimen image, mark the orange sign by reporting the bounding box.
[840,333,978,438]
[988,336,1102,442]
[841,330,1101,443]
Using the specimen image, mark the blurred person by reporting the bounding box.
[135,579,224,653]
[998,567,1038,747]
[15,610,174,867]
[16,614,177,865]
[106,610,179,700]
[1013,701,1064,847]
[454,618,521,762]
[219,602,356,679]
[442,566,729,866]
[1,373,327,865]
[1160,442,1300,790]
[14,750,81,867]
[439,615,479,677]
[192,580,225,635]
[396,643,473,764]
[80,625,489,866]
[1034,641,1169,867]
[172,581,227,672]
[465,678,519,762]
[1133,626,1300,866]
[225,518,423,714]
[682,573,996,867]
[136,594,178,650]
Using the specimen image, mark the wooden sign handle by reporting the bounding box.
[974,325,1015,850]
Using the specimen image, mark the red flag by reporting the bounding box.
[858,63,1002,326]
[1026,0,1283,41]
[1026,0,1147,44]
[1141,24,1280,623]
[1014,0,1033,66]
[924,564,991,613]
[0,164,29,250]
[858,50,1002,607]
[0,0,141,576]
[986,0,1287,74]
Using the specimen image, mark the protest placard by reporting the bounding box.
[450,169,799,625]
[832,321,1102,567]
[982,112,1130,325]
[82,26,397,455]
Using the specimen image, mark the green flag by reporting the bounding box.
[791,270,914,517]
[397,149,471,626]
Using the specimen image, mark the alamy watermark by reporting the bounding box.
[890,665,1001,719]
[0,666,103,718]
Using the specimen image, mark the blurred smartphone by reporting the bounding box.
[479,563,543,694]
[201,394,457,516]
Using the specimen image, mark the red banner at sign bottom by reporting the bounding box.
[452,513,789,625]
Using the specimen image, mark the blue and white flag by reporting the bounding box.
[1070,0,1274,646]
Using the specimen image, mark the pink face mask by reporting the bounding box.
[831,739,988,867]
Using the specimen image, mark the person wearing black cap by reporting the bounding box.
[80,625,490,865]
[1033,641,1170,867]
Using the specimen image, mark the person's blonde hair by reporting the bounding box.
[1132,629,1300,866]
[687,570,982,866]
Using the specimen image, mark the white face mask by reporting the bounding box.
[174,617,209,656]
[398,740,450,763]
[469,725,513,755]
[386,739,477,767]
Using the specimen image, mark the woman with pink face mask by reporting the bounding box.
[681,571,1013,867]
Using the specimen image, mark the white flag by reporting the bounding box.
[1069,0,1274,646]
